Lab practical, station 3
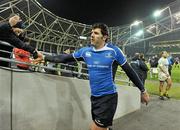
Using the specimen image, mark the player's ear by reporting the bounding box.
[103,35,108,42]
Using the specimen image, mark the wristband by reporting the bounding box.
[141,89,146,94]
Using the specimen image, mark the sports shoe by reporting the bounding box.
[159,96,165,100]
[163,94,170,99]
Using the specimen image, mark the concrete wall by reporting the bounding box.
[0,68,140,130]
[0,68,11,130]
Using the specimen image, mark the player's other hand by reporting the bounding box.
[141,91,150,105]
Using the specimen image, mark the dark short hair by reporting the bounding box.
[63,46,70,51]
[135,53,140,58]
[92,23,109,36]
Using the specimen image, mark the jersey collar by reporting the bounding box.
[92,43,108,52]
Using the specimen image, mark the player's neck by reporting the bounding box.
[94,42,105,50]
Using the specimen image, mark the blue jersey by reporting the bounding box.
[73,43,127,96]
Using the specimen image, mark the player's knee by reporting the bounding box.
[168,82,172,87]
[167,80,172,86]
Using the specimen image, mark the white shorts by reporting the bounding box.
[158,73,170,81]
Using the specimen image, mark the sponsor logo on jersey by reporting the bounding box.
[94,61,99,64]
[85,52,92,57]
[105,52,112,58]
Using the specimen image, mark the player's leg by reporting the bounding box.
[164,78,172,99]
[159,81,165,100]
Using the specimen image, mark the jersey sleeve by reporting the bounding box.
[114,47,127,66]
[73,47,86,59]
[158,58,163,67]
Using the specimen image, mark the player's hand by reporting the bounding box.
[141,91,150,105]
[166,73,170,77]
[32,51,44,64]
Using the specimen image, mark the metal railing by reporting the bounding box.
[0,41,89,78]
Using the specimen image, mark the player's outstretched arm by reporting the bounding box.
[32,53,76,64]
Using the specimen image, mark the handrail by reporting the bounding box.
[0,40,12,47]
[0,41,88,77]
[0,56,89,77]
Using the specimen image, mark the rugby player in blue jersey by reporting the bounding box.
[33,23,150,130]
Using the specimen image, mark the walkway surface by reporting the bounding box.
[113,95,180,130]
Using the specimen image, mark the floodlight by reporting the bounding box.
[130,20,142,26]
[153,10,162,17]
[79,36,87,40]
[134,30,144,37]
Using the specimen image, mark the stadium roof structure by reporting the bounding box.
[0,0,180,54]
[151,40,180,48]
[0,0,93,53]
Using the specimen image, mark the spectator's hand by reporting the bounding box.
[12,28,24,36]
[141,91,150,105]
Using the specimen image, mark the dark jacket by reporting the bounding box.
[0,22,35,53]
[130,56,148,84]
[149,57,158,67]
[139,59,149,80]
